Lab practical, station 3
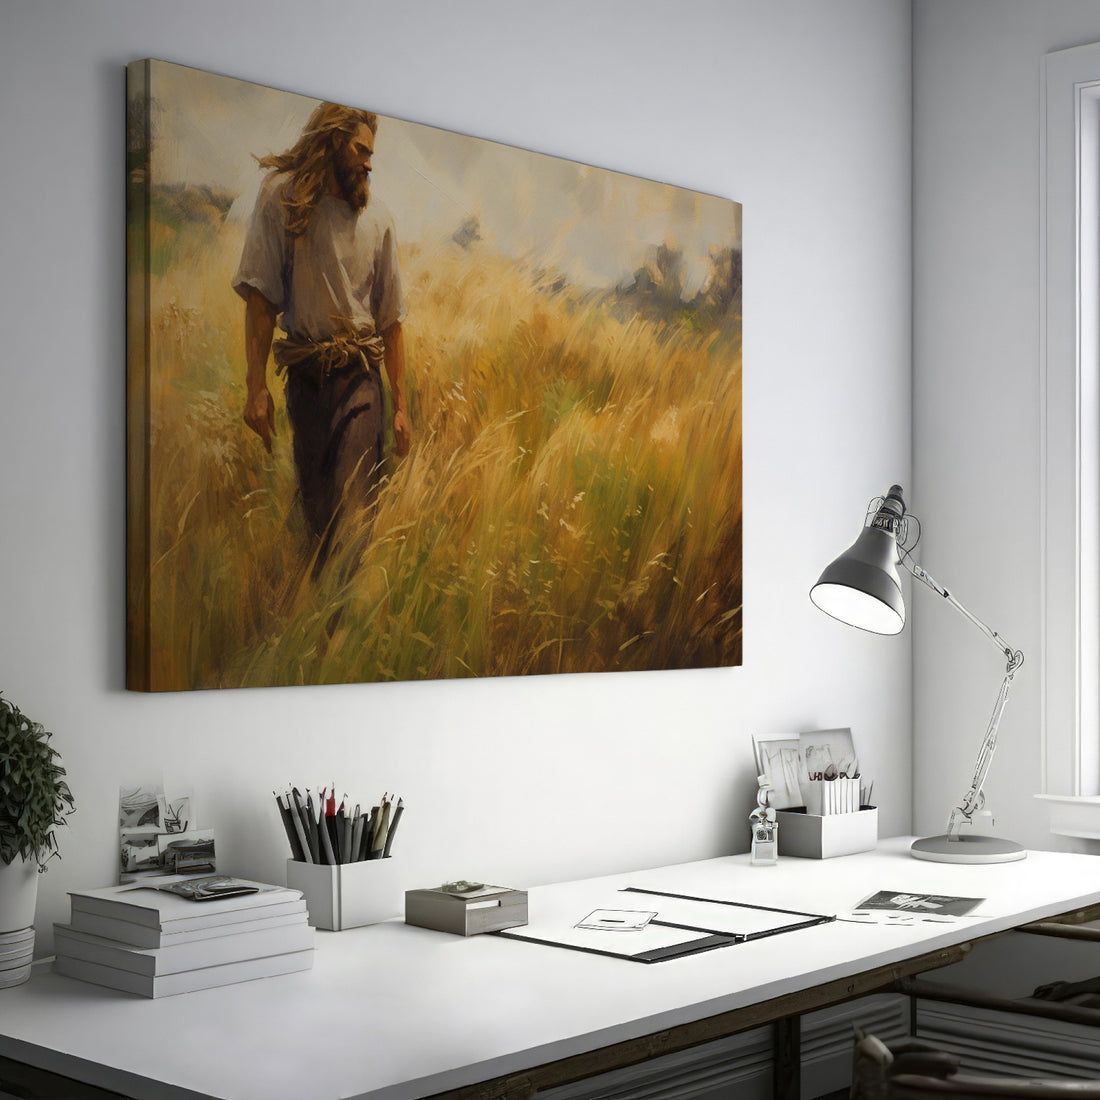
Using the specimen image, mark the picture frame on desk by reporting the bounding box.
[753,736,803,809]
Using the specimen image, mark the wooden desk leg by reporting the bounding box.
[774,1015,801,1100]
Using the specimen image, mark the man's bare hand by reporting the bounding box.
[243,289,277,454]
[244,387,277,454]
[393,407,411,457]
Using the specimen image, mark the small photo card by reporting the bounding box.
[118,784,163,830]
[162,795,192,834]
[157,876,258,902]
[753,737,804,809]
[158,829,216,875]
[799,728,858,782]
[120,831,161,874]
[845,890,985,925]
[575,909,657,932]
[118,781,206,882]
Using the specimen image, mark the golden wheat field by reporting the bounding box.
[133,212,742,691]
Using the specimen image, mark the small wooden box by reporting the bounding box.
[776,806,878,859]
[404,885,528,936]
[287,858,405,931]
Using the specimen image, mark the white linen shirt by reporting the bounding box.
[232,173,405,341]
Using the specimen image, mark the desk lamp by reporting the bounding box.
[810,484,1026,864]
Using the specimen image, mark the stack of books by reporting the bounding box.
[53,875,314,998]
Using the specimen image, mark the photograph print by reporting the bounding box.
[127,60,743,691]
[798,728,858,781]
[118,784,162,829]
[752,737,803,810]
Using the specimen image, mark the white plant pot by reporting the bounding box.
[0,856,39,933]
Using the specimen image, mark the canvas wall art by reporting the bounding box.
[126,59,742,691]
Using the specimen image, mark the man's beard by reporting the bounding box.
[334,157,370,210]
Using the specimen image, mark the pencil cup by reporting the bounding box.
[286,858,406,931]
[774,806,878,859]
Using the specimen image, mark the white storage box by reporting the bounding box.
[286,858,405,931]
[776,807,878,859]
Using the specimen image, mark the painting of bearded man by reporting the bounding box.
[126,60,742,691]
[233,103,410,561]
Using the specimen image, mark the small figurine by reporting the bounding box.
[750,774,778,865]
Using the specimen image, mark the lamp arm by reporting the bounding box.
[901,561,1021,665]
[899,559,1025,837]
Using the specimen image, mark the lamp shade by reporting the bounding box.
[810,526,905,635]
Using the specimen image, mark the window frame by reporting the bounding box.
[1041,42,1100,798]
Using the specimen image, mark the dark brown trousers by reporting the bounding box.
[284,361,384,541]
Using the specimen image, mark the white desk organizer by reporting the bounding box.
[776,806,878,859]
[286,858,405,930]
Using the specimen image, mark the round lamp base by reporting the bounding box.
[910,834,1027,864]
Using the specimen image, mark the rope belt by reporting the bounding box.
[273,330,385,379]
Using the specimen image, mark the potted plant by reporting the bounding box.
[0,692,75,935]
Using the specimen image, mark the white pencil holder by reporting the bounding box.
[286,858,406,931]
[776,806,878,859]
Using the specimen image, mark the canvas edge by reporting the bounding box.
[125,59,153,691]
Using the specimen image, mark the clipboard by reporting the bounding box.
[493,886,834,964]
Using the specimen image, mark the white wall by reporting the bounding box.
[913,0,1100,848]
[0,0,913,952]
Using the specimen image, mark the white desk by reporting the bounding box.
[1,838,1099,1100]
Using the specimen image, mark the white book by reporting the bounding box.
[67,903,308,948]
[54,948,314,998]
[67,876,302,931]
[54,921,314,976]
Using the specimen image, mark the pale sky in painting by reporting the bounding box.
[149,61,741,296]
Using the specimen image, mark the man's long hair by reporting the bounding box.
[257,102,378,237]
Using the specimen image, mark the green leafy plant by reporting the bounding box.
[0,693,75,870]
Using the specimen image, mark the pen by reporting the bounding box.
[336,805,349,864]
[329,789,345,864]
[382,797,404,858]
[306,791,326,865]
[363,809,380,866]
[370,796,391,860]
[319,792,337,866]
[276,790,307,862]
[275,791,294,859]
[341,805,354,865]
[364,804,380,859]
[350,805,364,864]
[295,788,319,864]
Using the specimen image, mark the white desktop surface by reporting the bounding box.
[1,837,1099,1100]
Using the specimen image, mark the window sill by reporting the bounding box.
[1034,794,1100,839]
